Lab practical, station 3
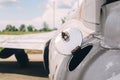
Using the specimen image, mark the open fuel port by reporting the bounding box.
[69,45,93,71]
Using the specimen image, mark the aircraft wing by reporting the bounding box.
[0,31,56,50]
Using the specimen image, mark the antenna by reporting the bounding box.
[78,0,79,8]
[52,0,55,28]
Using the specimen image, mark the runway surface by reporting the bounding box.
[0,54,49,80]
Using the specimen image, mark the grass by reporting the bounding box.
[0,47,4,51]
[25,49,43,54]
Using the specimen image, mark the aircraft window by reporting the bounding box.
[69,45,93,71]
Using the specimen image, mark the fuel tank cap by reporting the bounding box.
[54,28,83,55]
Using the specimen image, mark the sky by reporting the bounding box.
[0,0,80,30]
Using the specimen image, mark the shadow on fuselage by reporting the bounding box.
[0,61,48,78]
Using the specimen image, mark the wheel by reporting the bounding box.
[0,48,14,58]
[15,49,29,68]
[43,40,51,74]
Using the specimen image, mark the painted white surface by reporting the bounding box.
[107,73,120,80]
[0,31,55,50]
[55,28,82,55]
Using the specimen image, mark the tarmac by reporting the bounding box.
[0,54,49,80]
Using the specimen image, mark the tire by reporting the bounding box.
[43,40,51,74]
[14,49,29,68]
[0,48,15,58]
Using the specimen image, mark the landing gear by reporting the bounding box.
[44,40,51,74]
[0,48,29,68]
